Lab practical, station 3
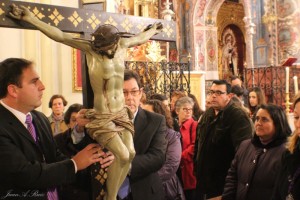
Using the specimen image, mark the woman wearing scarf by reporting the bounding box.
[48,94,68,136]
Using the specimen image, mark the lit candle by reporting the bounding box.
[294,76,299,94]
[286,67,289,93]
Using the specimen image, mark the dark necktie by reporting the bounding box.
[25,114,59,200]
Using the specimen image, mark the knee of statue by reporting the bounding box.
[118,150,130,166]
[129,149,136,161]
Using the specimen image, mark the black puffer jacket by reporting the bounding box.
[222,135,287,200]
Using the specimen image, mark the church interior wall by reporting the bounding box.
[1,0,298,114]
[252,0,268,67]
[0,0,83,115]
[251,0,300,66]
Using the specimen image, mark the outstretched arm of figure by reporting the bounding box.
[120,22,163,48]
[9,4,91,52]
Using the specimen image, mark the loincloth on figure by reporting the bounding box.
[84,106,134,147]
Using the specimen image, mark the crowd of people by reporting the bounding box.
[1,57,299,200]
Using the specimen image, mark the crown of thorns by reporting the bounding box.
[91,24,129,50]
[73,24,131,51]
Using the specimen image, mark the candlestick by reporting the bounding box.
[294,76,299,94]
[285,92,292,114]
[285,67,289,93]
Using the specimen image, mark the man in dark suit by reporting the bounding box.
[122,70,167,200]
[0,58,106,199]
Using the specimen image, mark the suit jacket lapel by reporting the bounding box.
[134,107,147,143]
[31,112,52,161]
[31,112,43,142]
[0,104,36,144]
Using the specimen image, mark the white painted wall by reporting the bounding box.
[0,0,83,116]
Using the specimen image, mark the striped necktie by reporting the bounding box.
[25,114,37,142]
[47,188,59,200]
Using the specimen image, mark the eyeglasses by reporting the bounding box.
[207,90,227,96]
[182,108,193,112]
[123,90,140,97]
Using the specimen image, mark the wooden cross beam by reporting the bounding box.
[0,1,176,41]
[0,0,176,107]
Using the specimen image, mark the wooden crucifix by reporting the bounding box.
[3,1,176,200]
[0,0,176,107]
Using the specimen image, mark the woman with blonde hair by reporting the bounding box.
[272,93,300,200]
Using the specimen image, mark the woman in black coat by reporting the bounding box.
[272,93,300,200]
[222,104,291,200]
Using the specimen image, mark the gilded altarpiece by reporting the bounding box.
[217,1,246,80]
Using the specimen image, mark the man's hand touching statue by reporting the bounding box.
[74,109,115,170]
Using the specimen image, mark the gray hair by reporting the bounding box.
[175,96,194,111]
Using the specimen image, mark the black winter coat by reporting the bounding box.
[194,101,253,198]
[222,135,287,200]
[272,141,300,200]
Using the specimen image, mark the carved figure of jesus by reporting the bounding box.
[10,4,163,200]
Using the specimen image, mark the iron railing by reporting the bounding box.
[125,61,191,98]
[244,66,299,107]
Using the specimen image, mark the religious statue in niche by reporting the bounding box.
[221,28,238,77]
[9,4,163,200]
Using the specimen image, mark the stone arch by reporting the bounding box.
[192,0,254,80]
